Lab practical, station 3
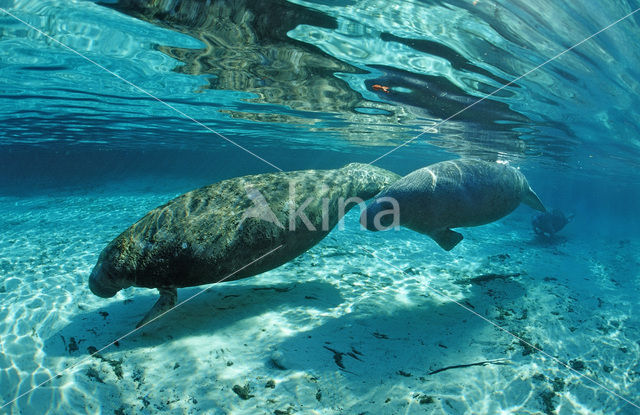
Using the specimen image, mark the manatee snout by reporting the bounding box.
[89,262,123,298]
[360,206,377,231]
[360,198,397,231]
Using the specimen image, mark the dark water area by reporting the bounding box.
[3,144,638,239]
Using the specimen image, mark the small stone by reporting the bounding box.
[539,391,556,415]
[139,396,150,408]
[132,368,144,386]
[265,380,276,389]
[551,377,565,392]
[86,367,104,383]
[569,359,585,371]
[110,360,124,379]
[520,340,541,356]
[420,396,434,404]
[414,393,434,404]
[232,384,254,400]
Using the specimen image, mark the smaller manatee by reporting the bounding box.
[532,209,573,237]
[361,159,546,251]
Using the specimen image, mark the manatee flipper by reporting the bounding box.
[522,187,546,212]
[136,287,177,328]
[430,228,464,251]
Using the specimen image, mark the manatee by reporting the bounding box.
[89,163,399,327]
[532,209,573,237]
[361,159,546,251]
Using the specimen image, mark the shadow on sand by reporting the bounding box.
[43,279,345,357]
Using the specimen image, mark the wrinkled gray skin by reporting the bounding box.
[532,209,573,237]
[89,163,399,327]
[361,159,546,251]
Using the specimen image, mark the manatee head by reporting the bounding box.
[89,238,134,298]
[360,194,399,231]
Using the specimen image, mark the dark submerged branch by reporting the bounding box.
[428,359,510,375]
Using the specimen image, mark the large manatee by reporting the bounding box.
[361,159,546,251]
[90,163,399,326]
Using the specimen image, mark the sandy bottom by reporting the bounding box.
[1,183,639,414]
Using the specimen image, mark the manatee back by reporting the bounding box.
[383,160,528,232]
[109,177,259,289]
[108,164,399,289]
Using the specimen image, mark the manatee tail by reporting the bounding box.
[522,187,546,212]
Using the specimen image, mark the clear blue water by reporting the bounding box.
[1,0,640,414]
